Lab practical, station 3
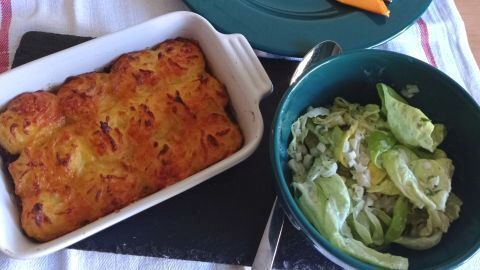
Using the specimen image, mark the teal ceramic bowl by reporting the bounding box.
[271,50,480,269]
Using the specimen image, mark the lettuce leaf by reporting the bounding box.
[445,193,462,221]
[385,197,409,243]
[366,130,397,168]
[377,83,444,152]
[396,194,462,250]
[394,231,443,250]
[294,175,408,269]
[348,201,373,245]
[331,233,408,270]
[409,158,454,211]
[368,163,387,186]
[293,174,351,235]
[377,83,407,116]
[419,194,462,237]
[382,147,454,211]
[420,210,450,236]
[368,178,401,196]
[382,149,437,210]
[288,107,329,158]
[371,208,392,226]
[306,155,338,181]
[365,206,385,246]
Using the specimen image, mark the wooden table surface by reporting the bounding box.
[456,0,480,66]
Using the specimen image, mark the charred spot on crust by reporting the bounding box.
[207,134,219,147]
[135,104,155,128]
[26,160,45,168]
[216,128,231,136]
[167,91,195,118]
[127,54,139,61]
[199,74,209,84]
[56,153,71,166]
[110,198,123,209]
[139,104,155,119]
[158,144,169,156]
[133,69,153,83]
[100,121,111,134]
[95,190,102,202]
[32,203,51,226]
[9,124,18,135]
[216,90,228,100]
[161,159,172,166]
[174,91,186,106]
[167,92,188,109]
[55,208,72,215]
[100,174,127,181]
[71,89,92,99]
[167,58,187,70]
[99,121,117,151]
[32,203,42,213]
[23,119,32,131]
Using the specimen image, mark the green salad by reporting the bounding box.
[287,83,462,269]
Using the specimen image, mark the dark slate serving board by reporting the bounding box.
[12,31,340,270]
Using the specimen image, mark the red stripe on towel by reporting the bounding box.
[0,0,12,73]
[418,18,438,67]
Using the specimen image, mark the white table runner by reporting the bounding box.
[0,0,479,269]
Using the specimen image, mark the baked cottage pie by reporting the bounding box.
[0,38,243,242]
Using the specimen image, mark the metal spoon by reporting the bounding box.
[252,40,342,270]
[290,41,342,85]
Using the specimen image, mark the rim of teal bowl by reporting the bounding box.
[270,49,480,269]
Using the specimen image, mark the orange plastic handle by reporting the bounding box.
[336,0,390,17]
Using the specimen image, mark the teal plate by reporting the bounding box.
[184,0,433,57]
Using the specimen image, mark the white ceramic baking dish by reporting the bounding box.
[0,11,272,259]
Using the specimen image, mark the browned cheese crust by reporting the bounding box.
[0,39,243,242]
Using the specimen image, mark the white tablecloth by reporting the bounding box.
[0,0,479,269]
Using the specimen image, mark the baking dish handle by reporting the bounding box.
[223,34,273,101]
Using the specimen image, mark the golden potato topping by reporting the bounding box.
[0,91,64,154]
[57,72,114,124]
[1,38,243,242]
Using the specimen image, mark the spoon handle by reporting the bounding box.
[252,197,285,270]
[290,41,342,86]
